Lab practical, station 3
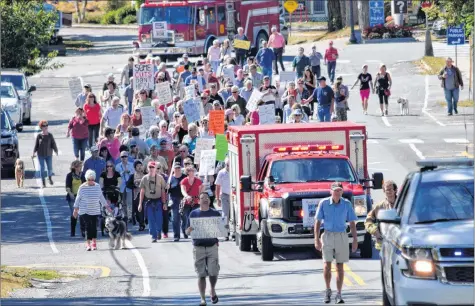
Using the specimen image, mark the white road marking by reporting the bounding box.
[399,139,424,144]
[409,143,426,160]
[125,240,151,297]
[85,71,102,75]
[368,161,382,165]
[381,116,391,127]
[444,138,470,144]
[422,75,446,126]
[367,139,379,144]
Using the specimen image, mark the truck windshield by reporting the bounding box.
[409,180,474,224]
[0,75,26,91]
[140,7,191,25]
[269,158,357,184]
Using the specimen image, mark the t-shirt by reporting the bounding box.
[139,174,166,199]
[324,47,338,62]
[188,208,221,247]
[313,86,334,108]
[169,174,186,198]
[445,68,456,90]
[98,138,121,160]
[103,107,124,128]
[180,177,203,205]
[100,171,121,190]
[215,169,230,195]
[84,103,102,125]
[358,73,372,90]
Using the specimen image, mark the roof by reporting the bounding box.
[1,69,24,76]
[228,122,366,134]
[420,167,474,183]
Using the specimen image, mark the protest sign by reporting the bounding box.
[68,77,84,102]
[215,134,228,162]
[152,21,167,39]
[222,67,235,83]
[184,85,196,100]
[199,149,217,176]
[155,82,172,105]
[279,71,295,82]
[194,138,215,165]
[133,64,154,91]
[258,103,275,125]
[140,106,156,131]
[246,89,263,111]
[233,39,251,50]
[302,198,319,227]
[183,99,201,123]
[190,216,228,239]
[208,110,225,135]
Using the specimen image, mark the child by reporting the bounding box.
[334,86,348,122]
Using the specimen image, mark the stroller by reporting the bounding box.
[100,186,124,236]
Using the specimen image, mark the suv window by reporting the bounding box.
[1,74,26,91]
[395,175,412,215]
[1,111,12,130]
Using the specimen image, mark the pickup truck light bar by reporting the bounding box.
[273,145,344,153]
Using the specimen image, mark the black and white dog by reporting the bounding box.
[105,217,132,250]
[397,97,409,116]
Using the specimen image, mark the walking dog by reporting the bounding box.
[397,97,409,116]
[105,217,132,250]
[14,159,25,188]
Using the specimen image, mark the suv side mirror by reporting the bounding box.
[377,209,400,224]
[372,172,384,189]
[15,123,23,131]
[240,175,252,193]
[28,85,37,93]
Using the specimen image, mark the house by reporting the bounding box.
[280,0,328,22]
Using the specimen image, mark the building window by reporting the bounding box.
[313,0,325,14]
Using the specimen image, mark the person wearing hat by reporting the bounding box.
[351,65,374,115]
[75,84,92,108]
[167,162,187,241]
[116,151,135,225]
[256,41,275,82]
[102,73,117,92]
[121,57,135,87]
[292,47,311,79]
[309,45,323,79]
[178,53,192,67]
[259,75,279,104]
[303,76,334,122]
[314,181,358,304]
[126,160,146,230]
[290,108,306,123]
[208,84,224,106]
[324,41,339,84]
[101,80,121,108]
[128,139,145,160]
[144,144,168,174]
[225,86,247,116]
[333,76,350,121]
[82,145,106,183]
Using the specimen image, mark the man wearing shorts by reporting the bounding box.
[314,182,358,304]
[186,192,221,306]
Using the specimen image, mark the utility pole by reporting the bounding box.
[349,0,357,44]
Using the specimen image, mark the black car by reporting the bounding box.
[1,108,22,176]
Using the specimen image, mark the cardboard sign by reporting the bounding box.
[258,103,275,125]
[233,39,251,50]
[190,216,227,239]
[183,98,201,123]
[184,85,196,100]
[208,110,225,135]
[133,64,154,91]
[302,198,319,227]
[68,77,84,102]
[152,21,167,39]
[199,149,217,176]
[279,71,295,82]
[215,134,228,162]
[246,89,264,111]
[221,66,235,83]
[155,82,172,105]
[194,138,215,165]
[140,106,156,132]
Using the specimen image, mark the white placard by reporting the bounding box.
[199,149,216,176]
[194,138,215,164]
[140,106,156,132]
[155,82,172,105]
[184,85,196,100]
[183,99,201,123]
[222,66,235,83]
[302,198,319,227]
[133,64,154,91]
[246,89,263,111]
[197,76,205,92]
[190,216,228,239]
[152,21,167,39]
[68,77,84,102]
[258,103,275,125]
[279,71,295,82]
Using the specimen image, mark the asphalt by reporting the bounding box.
[1,27,473,305]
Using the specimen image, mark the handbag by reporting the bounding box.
[384,89,391,97]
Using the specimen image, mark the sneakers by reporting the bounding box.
[335,293,345,304]
[91,240,97,250]
[152,238,157,243]
[454,109,458,114]
[324,288,332,304]
[85,241,91,251]
[163,234,168,238]
[364,111,368,115]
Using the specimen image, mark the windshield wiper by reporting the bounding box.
[414,218,470,224]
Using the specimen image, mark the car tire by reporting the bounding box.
[23,110,31,125]
[238,234,252,252]
[259,220,274,261]
[360,232,373,258]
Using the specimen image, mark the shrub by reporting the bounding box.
[115,5,136,24]
[101,11,117,25]
[363,24,413,39]
[84,14,102,24]
[122,15,137,24]
[368,33,382,39]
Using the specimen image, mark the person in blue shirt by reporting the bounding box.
[314,182,358,304]
[185,67,206,88]
[256,41,275,83]
[81,145,106,183]
[185,192,222,306]
[304,76,334,122]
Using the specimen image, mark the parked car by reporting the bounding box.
[0,69,36,125]
[1,82,23,131]
[378,158,474,306]
[1,108,21,177]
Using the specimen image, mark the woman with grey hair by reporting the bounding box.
[73,170,110,251]
[146,125,161,148]
[182,123,199,154]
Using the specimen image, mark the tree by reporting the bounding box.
[1,0,62,75]
[327,0,343,32]
[339,0,347,27]
[74,0,88,23]
[358,0,370,30]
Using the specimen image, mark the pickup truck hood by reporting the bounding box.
[1,98,18,107]
[399,220,474,247]
[268,181,364,197]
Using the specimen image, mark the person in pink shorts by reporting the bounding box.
[351,65,374,115]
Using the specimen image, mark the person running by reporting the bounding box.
[67,107,89,161]
[324,41,339,84]
[438,57,464,116]
[33,120,59,188]
[66,160,86,237]
[351,65,373,115]
[373,64,392,116]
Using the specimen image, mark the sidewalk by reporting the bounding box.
[72,23,138,30]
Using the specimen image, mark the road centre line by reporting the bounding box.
[125,241,151,297]
[461,151,474,158]
[330,264,367,287]
[409,143,426,160]
[332,264,353,286]
[444,138,469,144]
[422,75,446,127]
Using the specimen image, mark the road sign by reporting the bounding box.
[369,1,385,27]
[447,25,465,45]
[394,0,408,14]
[284,0,298,14]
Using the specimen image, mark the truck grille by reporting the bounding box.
[444,267,474,283]
[440,248,474,258]
[289,200,303,222]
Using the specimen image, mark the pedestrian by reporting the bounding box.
[66,160,86,237]
[292,47,311,79]
[259,76,279,105]
[32,120,59,187]
[303,76,334,122]
[102,73,117,92]
[185,192,221,306]
[309,45,323,79]
[225,86,247,115]
[99,146,114,163]
[438,57,464,116]
[120,57,134,87]
[373,64,392,116]
[220,39,232,61]
[98,128,121,161]
[314,182,358,304]
[138,161,167,242]
[234,27,249,67]
[256,41,275,82]
[75,83,92,108]
[180,166,203,238]
[234,69,245,89]
[199,116,214,139]
[124,77,135,115]
[350,65,373,115]
[182,123,200,154]
[73,170,111,251]
[289,108,306,123]
[167,163,186,241]
[324,41,339,84]
[333,76,349,122]
[231,105,245,126]
[82,145,106,183]
[268,25,286,75]
[115,113,131,140]
[200,93,213,116]
[208,40,221,76]
[143,144,169,179]
[101,97,124,135]
[365,180,397,250]
[126,160,147,231]
[135,89,152,108]
[101,81,121,108]
[215,159,230,240]
[296,78,312,114]
[116,151,134,225]
[67,107,89,161]
[83,93,102,148]
[100,160,122,193]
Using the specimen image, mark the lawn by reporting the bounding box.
[288,26,359,45]
[415,56,446,75]
[1,266,63,298]
[63,39,94,50]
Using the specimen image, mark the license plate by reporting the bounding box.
[294,224,303,234]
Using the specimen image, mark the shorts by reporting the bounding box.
[322,231,349,263]
[193,244,220,278]
[360,89,370,100]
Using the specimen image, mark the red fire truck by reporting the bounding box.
[227,122,384,261]
[133,0,284,60]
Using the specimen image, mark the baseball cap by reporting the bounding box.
[148,161,157,168]
[317,76,326,81]
[84,83,91,88]
[331,182,343,190]
[120,151,129,157]
[173,162,182,169]
[337,76,343,80]
[183,53,189,58]
[292,109,303,116]
[107,73,115,78]
[90,145,99,152]
[263,75,270,80]
[131,127,140,137]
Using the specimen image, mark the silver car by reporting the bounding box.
[1,69,36,125]
[1,82,23,131]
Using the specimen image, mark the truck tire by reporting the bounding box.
[360,232,373,258]
[237,233,252,252]
[260,220,274,261]
[251,31,268,56]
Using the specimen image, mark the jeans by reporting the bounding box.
[122,190,133,222]
[312,65,321,79]
[327,61,336,83]
[146,199,163,240]
[171,196,182,239]
[181,204,198,236]
[72,138,88,161]
[262,66,273,83]
[211,61,221,76]
[444,88,460,114]
[162,204,169,235]
[37,155,53,178]
[128,101,133,115]
[273,47,285,73]
[317,106,332,122]
[88,124,100,148]
[235,52,246,67]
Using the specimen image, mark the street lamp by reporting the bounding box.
[349,0,358,44]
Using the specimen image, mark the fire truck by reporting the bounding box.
[227,122,384,261]
[133,0,283,60]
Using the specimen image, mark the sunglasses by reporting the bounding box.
[106,165,113,168]
[41,125,48,128]
[121,156,128,158]
[135,109,141,112]
[180,150,187,153]
[148,166,155,169]
[201,97,207,100]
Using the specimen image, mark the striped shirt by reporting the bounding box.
[73,182,108,216]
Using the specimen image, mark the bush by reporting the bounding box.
[363,24,413,39]
[101,11,117,25]
[115,5,136,24]
[122,15,137,24]
[83,14,102,24]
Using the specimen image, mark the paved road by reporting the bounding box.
[1,28,473,305]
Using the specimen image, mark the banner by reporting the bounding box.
[140,106,156,132]
[199,149,217,176]
[233,39,251,50]
[215,134,228,162]
[133,64,154,91]
[190,216,228,239]
[155,82,172,105]
[194,138,215,165]
[258,103,275,125]
[68,77,84,102]
[208,110,225,135]
[302,198,319,227]
[183,99,201,123]
[246,89,264,111]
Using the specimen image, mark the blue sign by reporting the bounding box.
[369,1,385,27]
[447,25,465,45]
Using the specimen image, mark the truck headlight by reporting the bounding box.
[268,198,283,218]
[401,248,436,279]
[175,34,184,42]
[352,195,367,216]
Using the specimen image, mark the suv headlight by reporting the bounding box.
[268,198,283,218]
[401,247,436,279]
[352,195,367,216]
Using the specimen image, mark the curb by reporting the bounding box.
[420,58,433,73]
[71,24,137,30]
[361,37,418,44]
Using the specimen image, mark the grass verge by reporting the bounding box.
[289,21,327,29]
[438,99,474,108]
[288,26,359,45]
[63,39,94,50]
[415,56,445,75]
[1,266,63,298]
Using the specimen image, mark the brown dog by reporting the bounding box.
[15,159,24,188]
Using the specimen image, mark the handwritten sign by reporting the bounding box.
[302,198,319,227]
[215,134,228,162]
[68,77,84,102]
[246,89,264,111]
[199,149,217,176]
[190,216,227,239]
[140,106,156,132]
[208,110,225,135]
[258,103,275,125]
[152,21,167,39]
[183,99,201,123]
[233,39,251,50]
[194,138,215,165]
[155,82,172,105]
[133,64,154,91]
[279,71,295,82]
[184,85,196,100]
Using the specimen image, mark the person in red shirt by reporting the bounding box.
[67,107,89,161]
[180,166,203,238]
[324,41,339,84]
[83,93,102,149]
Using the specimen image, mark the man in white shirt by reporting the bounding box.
[215,159,230,240]
[101,96,124,134]
[115,151,135,225]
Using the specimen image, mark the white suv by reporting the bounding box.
[1,69,36,125]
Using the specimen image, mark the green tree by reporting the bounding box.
[1,0,62,75]
[430,0,474,36]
